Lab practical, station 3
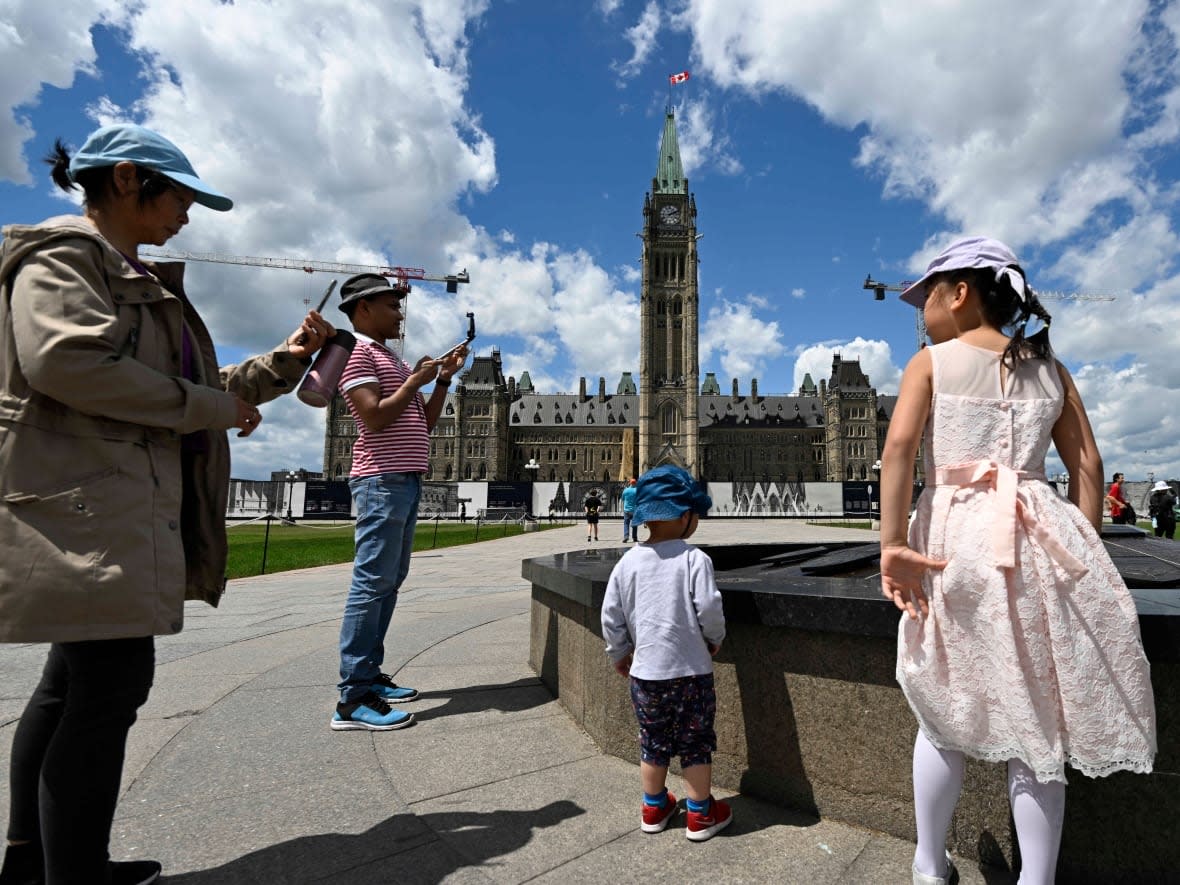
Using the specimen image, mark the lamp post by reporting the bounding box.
[870,459,883,520]
[286,470,297,521]
[524,458,540,519]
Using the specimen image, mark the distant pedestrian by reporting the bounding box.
[621,477,638,541]
[1106,472,1133,524]
[584,491,601,542]
[460,501,467,523]
[1148,480,1176,539]
[600,465,732,842]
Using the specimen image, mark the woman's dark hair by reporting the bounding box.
[44,138,176,208]
[929,265,1053,370]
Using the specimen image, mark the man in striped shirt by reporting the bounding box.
[330,273,467,732]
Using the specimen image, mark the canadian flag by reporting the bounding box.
[669,71,690,85]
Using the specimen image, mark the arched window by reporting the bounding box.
[464,464,473,479]
[445,464,453,480]
[479,463,487,479]
[662,403,680,436]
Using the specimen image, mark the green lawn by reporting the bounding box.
[225,519,563,579]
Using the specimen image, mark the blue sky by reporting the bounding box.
[3,0,1179,482]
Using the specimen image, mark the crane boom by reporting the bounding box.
[141,249,469,293]
[863,275,1116,351]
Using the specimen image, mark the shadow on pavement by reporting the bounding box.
[716,793,820,836]
[410,677,553,722]
[163,799,585,884]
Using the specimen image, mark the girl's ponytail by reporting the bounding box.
[1014,288,1053,365]
[991,265,1053,371]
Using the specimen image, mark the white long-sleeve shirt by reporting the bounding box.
[600,539,726,681]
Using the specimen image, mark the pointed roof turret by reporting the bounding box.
[654,107,687,194]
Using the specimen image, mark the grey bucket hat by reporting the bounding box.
[338,273,404,312]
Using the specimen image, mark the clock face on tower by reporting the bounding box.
[659,204,681,226]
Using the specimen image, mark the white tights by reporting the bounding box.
[912,731,1065,884]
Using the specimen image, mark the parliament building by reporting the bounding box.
[322,109,896,485]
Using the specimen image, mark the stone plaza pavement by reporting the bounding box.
[0,519,1015,884]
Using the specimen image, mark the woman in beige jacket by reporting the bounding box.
[0,124,332,885]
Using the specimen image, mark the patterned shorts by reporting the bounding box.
[629,673,717,769]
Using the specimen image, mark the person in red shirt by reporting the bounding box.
[1106,472,1130,524]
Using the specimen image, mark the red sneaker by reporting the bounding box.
[640,790,679,833]
[685,796,733,841]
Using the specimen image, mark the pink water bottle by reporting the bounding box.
[297,329,356,407]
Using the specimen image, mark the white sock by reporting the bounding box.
[912,730,965,877]
[1008,758,1065,885]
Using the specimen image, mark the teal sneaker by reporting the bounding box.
[331,693,415,731]
[372,673,419,703]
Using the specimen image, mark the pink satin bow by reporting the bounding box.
[936,460,1089,581]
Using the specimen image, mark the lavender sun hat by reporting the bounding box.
[900,237,1028,308]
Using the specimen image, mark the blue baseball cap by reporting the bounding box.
[632,465,711,526]
[68,123,233,211]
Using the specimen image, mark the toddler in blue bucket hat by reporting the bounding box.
[630,464,712,530]
[600,465,732,842]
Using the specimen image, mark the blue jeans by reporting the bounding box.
[338,472,421,703]
[622,512,637,541]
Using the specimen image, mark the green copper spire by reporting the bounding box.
[654,107,686,194]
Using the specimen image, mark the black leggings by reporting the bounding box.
[7,637,155,885]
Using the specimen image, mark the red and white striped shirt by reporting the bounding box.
[339,334,430,477]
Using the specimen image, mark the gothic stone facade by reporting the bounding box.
[322,108,898,484]
[322,349,895,485]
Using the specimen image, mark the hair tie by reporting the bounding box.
[996,265,1027,303]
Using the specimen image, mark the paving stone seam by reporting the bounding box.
[384,611,532,679]
[398,587,530,603]
[156,623,343,665]
[513,822,641,884]
[403,752,604,809]
[410,709,569,735]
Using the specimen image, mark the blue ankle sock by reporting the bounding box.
[643,789,668,807]
[686,796,710,813]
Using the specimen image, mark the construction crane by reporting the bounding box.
[863,275,1116,351]
[142,248,470,294]
[142,248,470,351]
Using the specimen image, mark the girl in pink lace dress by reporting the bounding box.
[878,238,1156,885]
